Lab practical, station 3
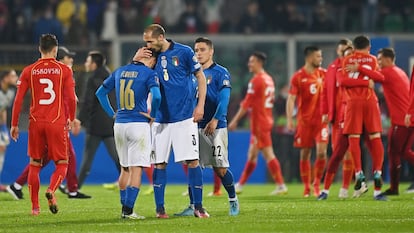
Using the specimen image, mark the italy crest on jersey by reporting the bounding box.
[172,56,179,66]
[206,76,212,85]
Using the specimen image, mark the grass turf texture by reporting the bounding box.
[1,183,413,233]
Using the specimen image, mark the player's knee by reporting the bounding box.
[214,168,227,178]
[186,159,199,168]
[30,158,42,166]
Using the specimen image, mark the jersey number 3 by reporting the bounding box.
[120,79,135,110]
[39,78,56,105]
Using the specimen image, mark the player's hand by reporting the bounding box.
[71,118,81,136]
[193,105,204,122]
[345,62,359,73]
[228,120,237,131]
[405,114,411,127]
[133,47,152,61]
[204,119,218,136]
[10,126,19,142]
[286,118,295,131]
[322,114,328,124]
[368,79,374,89]
[140,112,155,125]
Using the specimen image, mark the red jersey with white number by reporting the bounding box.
[380,65,410,126]
[241,71,275,131]
[12,58,76,126]
[341,51,379,101]
[289,67,326,125]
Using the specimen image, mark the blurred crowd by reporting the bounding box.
[0,0,413,46]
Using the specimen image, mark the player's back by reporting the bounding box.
[342,51,378,101]
[111,63,159,123]
[199,63,231,129]
[22,58,72,124]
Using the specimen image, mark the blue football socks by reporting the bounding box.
[221,170,236,199]
[125,186,140,209]
[188,166,203,209]
[153,168,167,211]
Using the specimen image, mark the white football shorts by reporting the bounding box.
[198,128,229,168]
[114,122,151,168]
[152,118,199,164]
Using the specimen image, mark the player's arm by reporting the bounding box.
[320,74,329,123]
[193,69,206,122]
[149,86,161,119]
[285,94,296,131]
[205,87,230,135]
[344,63,384,83]
[228,105,247,131]
[63,69,77,122]
[10,70,29,141]
[95,85,116,118]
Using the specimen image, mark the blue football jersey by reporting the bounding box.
[153,40,201,123]
[102,62,159,123]
[198,63,231,129]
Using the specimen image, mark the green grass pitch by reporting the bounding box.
[1,183,413,233]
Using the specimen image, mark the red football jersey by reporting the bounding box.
[241,71,275,131]
[341,51,382,101]
[289,67,326,125]
[408,65,414,117]
[12,58,76,126]
[380,65,410,126]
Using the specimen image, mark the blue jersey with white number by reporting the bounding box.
[102,62,159,123]
[198,63,231,129]
[154,40,201,123]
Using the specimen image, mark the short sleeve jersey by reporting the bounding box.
[12,58,75,126]
[289,67,326,125]
[102,62,159,123]
[153,40,201,123]
[341,51,378,101]
[241,71,275,131]
[198,63,231,129]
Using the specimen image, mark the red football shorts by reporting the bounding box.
[250,128,272,149]
[28,121,68,161]
[343,99,382,135]
[294,123,329,148]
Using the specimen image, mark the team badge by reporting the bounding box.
[223,79,230,86]
[207,76,212,85]
[172,56,179,66]
[161,56,167,69]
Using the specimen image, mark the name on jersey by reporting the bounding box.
[348,57,373,63]
[32,68,61,75]
[121,71,138,78]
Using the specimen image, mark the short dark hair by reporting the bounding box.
[195,37,213,49]
[0,70,13,82]
[353,35,370,50]
[39,34,58,53]
[144,24,166,38]
[251,51,267,65]
[304,46,320,57]
[378,48,395,61]
[88,51,106,67]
